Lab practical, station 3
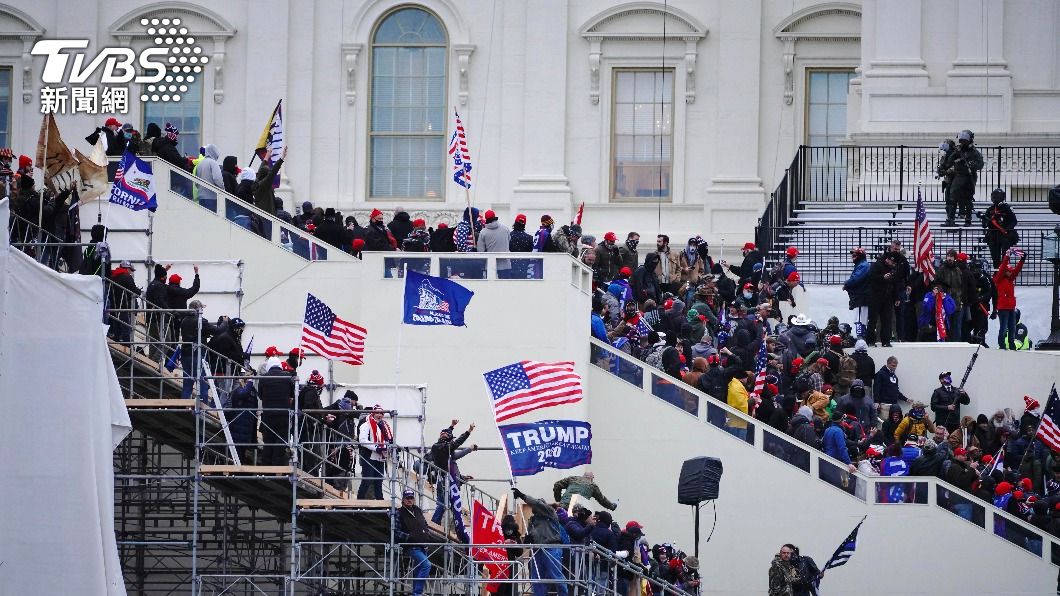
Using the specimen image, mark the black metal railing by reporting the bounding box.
[800,145,1060,204]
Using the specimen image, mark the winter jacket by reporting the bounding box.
[678,249,706,284]
[196,144,224,190]
[388,212,414,245]
[852,351,876,386]
[85,126,127,156]
[594,242,622,286]
[729,249,762,283]
[880,405,905,447]
[152,136,188,171]
[631,254,662,303]
[992,253,1025,311]
[843,258,871,308]
[654,248,681,284]
[206,329,244,371]
[893,415,936,443]
[430,426,471,474]
[145,278,169,309]
[947,417,981,451]
[394,504,435,545]
[252,158,284,215]
[364,221,395,251]
[930,385,969,431]
[618,244,639,272]
[476,221,511,272]
[166,276,201,311]
[872,366,905,405]
[258,366,295,410]
[109,267,142,310]
[178,313,219,345]
[727,377,750,429]
[517,492,563,545]
[455,219,481,253]
[315,217,349,251]
[228,382,259,443]
[802,391,830,421]
[221,156,239,194]
[835,387,876,431]
[944,457,978,492]
[788,414,818,447]
[822,423,851,464]
[936,261,965,307]
[552,475,617,510]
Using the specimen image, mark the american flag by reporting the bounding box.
[749,331,769,405]
[914,186,935,283]
[1036,386,1060,453]
[449,109,472,189]
[484,361,582,422]
[300,293,367,366]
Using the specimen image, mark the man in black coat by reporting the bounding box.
[108,260,142,342]
[631,252,661,304]
[393,489,436,596]
[388,209,414,245]
[206,317,246,403]
[179,300,220,399]
[152,124,190,171]
[364,209,395,251]
[258,361,295,466]
[145,263,170,358]
[726,242,762,284]
[429,421,477,524]
[315,208,349,250]
[981,188,1018,268]
[929,371,970,431]
[865,253,898,347]
[85,117,127,156]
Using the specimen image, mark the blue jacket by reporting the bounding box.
[822,423,851,464]
[591,313,608,342]
[843,259,871,308]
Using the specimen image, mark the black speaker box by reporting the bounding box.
[677,457,723,505]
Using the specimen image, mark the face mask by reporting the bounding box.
[743,291,753,299]
[942,375,952,385]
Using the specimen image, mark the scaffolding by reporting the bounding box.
[6,217,695,596]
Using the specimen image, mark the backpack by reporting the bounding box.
[836,352,857,387]
[645,345,666,369]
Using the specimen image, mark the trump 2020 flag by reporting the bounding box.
[108,150,157,212]
[403,269,475,326]
[498,420,592,477]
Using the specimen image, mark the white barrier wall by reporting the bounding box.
[585,364,1055,596]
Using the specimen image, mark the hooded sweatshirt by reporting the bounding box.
[221,155,239,194]
[477,220,511,271]
[196,144,224,190]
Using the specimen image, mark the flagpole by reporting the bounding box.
[39,114,50,231]
[395,262,407,390]
[1016,383,1055,473]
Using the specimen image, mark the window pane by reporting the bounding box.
[144,75,202,157]
[614,104,634,134]
[828,72,850,103]
[373,8,447,44]
[634,72,655,102]
[808,104,828,136]
[616,72,635,103]
[809,72,828,104]
[0,68,9,148]
[827,104,847,137]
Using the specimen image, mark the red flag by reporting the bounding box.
[575,202,584,226]
[471,500,510,592]
[935,292,947,341]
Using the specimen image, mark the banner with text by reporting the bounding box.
[471,500,509,593]
[498,419,592,477]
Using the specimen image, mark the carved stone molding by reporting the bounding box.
[453,45,474,106]
[579,3,706,105]
[773,3,861,106]
[211,37,227,104]
[341,43,362,105]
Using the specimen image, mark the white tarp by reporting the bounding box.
[0,198,130,595]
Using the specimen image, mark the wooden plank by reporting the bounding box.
[200,465,291,475]
[495,493,508,518]
[297,498,389,510]
[125,399,197,409]
[567,494,582,515]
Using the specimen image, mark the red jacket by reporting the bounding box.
[992,253,1025,311]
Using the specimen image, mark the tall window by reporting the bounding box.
[806,70,854,146]
[612,69,673,201]
[0,67,11,149]
[370,7,447,200]
[143,75,202,158]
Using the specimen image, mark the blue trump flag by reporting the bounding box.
[109,150,158,212]
[498,419,592,477]
[403,269,474,326]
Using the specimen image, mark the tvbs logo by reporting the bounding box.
[32,40,166,84]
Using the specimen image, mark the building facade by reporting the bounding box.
[2,0,1059,243]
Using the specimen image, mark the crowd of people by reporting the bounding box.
[585,224,1058,549]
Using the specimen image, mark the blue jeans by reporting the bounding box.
[357,455,384,499]
[591,566,610,595]
[531,548,568,596]
[725,425,748,441]
[432,479,449,524]
[180,348,210,399]
[998,310,1017,350]
[407,547,432,595]
[949,306,964,342]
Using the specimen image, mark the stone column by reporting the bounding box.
[510,0,572,224]
[861,0,929,88]
[705,0,764,238]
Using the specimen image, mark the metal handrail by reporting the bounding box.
[587,336,1058,564]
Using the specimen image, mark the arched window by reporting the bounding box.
[369,6,448,200]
